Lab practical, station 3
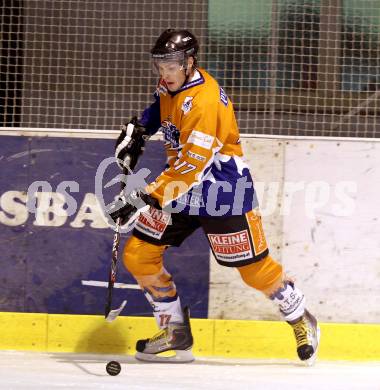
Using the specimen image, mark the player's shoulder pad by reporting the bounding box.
[201,70,229,107]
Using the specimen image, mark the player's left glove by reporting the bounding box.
[115,117,147,170]
[106,190,159,226]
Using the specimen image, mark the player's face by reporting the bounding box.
[155,61,186,92]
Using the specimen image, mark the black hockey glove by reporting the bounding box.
[106,190,159,226]
[115,117,147,170]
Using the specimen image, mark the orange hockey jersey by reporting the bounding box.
[140,68,257,217]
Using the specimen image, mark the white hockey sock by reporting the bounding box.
[144,292,184,328]
[269,281,305,322]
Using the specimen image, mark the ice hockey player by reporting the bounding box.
[108,29,320,364]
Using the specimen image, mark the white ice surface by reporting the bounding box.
[0,351,379,390]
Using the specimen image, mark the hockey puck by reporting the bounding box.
[106,360,121,376]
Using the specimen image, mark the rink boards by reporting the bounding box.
[0,130,380,360]
[1,311,380,361]
[0,134,210,318]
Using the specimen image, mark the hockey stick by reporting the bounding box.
[104,162,131,322]
[105,215,127,322]
[104,124,150,322]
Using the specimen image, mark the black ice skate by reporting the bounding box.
[135,307,194,363]
[288,309,320,366]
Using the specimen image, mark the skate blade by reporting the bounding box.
[303,325,321,367]
[135,349,194,363]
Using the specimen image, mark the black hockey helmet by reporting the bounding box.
[151,29,199,62]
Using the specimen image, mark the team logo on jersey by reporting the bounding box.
[220,87,228,106]
[160,119,180,148]
[181,96,193,115]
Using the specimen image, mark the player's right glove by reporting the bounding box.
[106,190,159,225]
[115,117,147,170]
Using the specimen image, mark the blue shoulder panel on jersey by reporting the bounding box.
[140,96,161,136]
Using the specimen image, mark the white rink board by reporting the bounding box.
[1,351,379,390]
[209,138,380,323]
